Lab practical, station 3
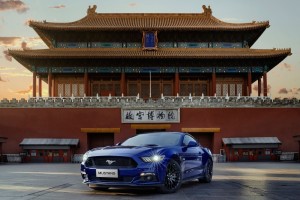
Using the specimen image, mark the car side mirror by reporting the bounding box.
[187,141,198,148]
[115,142,122,146]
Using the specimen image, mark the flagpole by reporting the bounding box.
[149,71,152,98]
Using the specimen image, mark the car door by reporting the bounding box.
[180,135,204,179]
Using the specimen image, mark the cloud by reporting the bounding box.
[15,85,40,95]
[1,71,31,77]
[278,88,288,94]
[21,41,29,50]
[267,84,271,93]
[49,4,66,9]
[278,87,300,95]
[253,85,258,92]
[0,37,46,48]
[0,66,16,71]
[0,0,29,13]
[0,75,6,82]
[279,62,292,71]
[1,37,45,62]
[0,37,20,46]
[129,3,137,7]
[3,50,12,61]
[252,84,270,93]
[16,85,33,94]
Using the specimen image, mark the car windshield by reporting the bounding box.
[121,133,181,147]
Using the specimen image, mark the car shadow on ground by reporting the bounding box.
[85,179,206,197]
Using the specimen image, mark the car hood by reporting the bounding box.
[87,146,161,157]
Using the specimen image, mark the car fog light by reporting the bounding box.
[140,173,156,182]
[140,172,156,177]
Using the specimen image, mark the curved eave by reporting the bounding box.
[9,48,291,59]
[29,21,269,31]
[32,27,53,48]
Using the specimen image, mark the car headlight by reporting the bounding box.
[141,155,165,162]
[82,152,89,162]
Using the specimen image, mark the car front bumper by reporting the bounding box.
[81,164,166,188]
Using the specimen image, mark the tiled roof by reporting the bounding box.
[9,48,291,59]
[20,138,79,146]
[222,137,281,145]
[29,13,269,31]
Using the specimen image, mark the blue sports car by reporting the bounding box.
[81,132,213,193]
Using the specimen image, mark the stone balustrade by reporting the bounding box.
[0,96,300,108]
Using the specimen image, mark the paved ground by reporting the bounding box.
[0,162,299,200]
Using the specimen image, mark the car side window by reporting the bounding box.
[182,135,198,146]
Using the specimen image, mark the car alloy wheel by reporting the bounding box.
[199,159,213,183]
[159,159,182,193]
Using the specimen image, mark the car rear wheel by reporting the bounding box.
[159,159,182,193]
[199,159,213,183]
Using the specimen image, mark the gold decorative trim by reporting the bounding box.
[131,124,171,130]
[181,128,220,133]
[81,128,120,133]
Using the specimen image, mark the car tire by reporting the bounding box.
[158,159,182,194]
[199,159,213,183]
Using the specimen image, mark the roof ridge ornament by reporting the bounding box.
[87,5,97,16]
[202,5,212,16]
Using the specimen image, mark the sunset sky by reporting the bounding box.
[0,0,299,99]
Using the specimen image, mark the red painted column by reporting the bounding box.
[32,71,36,97]
[174,72,179,95]
[258,76,261,96]
[84,72,88,96]
[212,71,216,96]
[48,72,52,97]
[38,76,42,97]
[121,72,126,96]
[263,72,268,96]
[247,71,252,96]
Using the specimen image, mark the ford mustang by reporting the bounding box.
[80,132,213,193]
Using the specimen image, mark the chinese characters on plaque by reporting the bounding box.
[122,109,180,123]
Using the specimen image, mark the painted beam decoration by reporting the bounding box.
[122,109,180,123]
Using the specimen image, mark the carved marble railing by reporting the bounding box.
[1,96,300,108]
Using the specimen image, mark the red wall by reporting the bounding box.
[0,108,299,154]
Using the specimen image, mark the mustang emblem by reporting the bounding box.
[106,160,116,165]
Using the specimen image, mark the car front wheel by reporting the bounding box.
[199,159,213,183]
[159,159,182,193]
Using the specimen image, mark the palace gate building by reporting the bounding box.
[1,5,299,162]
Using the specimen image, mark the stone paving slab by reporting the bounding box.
[0,162,299,200]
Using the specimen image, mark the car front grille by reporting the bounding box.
[85,156,137,168]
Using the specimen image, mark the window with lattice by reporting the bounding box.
[230,84,236,96]
[216,84,222,96]
[163,83,172,96]
[237,84,243,96]
[141,83,150,99]
[65,84,71,97]
[72,84,78,96]
[58,84,63,96]
[128,83,138,96]
[152,83,160,98]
